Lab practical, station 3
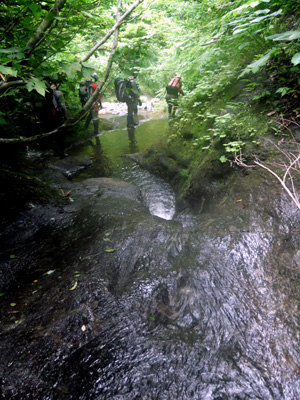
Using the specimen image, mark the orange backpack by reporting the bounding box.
[166,77,181,94]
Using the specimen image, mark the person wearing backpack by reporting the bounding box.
[125,71,142,128]
[165,76,184,118]
[83,72,103,135]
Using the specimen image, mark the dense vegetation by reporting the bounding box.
[1,0,300,201]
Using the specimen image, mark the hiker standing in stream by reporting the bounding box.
[165,76,184,118]
[49,80,68,158]
[81,72,102,135]
[125,71,142,129]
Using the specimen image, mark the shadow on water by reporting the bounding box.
[1,111,300,399]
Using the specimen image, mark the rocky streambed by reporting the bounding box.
[1,106,300,399]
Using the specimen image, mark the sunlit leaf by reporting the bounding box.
[240,49,275,76]
[105,249,116,253]
[291,53,300,66]
[44,270,55,275]
[60,62,81,79]
[10,303,16,307]
[219,155,227,163]
[27,77,45,94]
[266,30,300,41]
[0,65,18,77]
[70,281,78,290]
[233,28,248,35]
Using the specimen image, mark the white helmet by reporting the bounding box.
[91,72,99,81]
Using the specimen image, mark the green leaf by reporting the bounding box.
[10,303,16,307]
[276,87,289,97]
[0,117,7,125]
[0,65,18,77]
[240,50,275,76]
[266,30,300,41]
[105,249,116,253]
[219,155,227,163]
[29,4,42,18]
[0,48,22,54]
[9,255,16,259]
[0,293,6,297]
[26,77,46,96]
[291,53,300,66]
[60,62,82,79]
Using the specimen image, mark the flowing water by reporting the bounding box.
[1,109,300,399]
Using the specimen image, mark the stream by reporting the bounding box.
[1,103,300,399]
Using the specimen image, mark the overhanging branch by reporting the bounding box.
[81,0,144,62]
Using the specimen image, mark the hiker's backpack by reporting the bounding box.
[79,80,93,105]
[114,77,129,102]
[166,77,181,95]
[33,88,65,125]
[45,88,66,125]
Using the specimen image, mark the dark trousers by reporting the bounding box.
[126,99,138,126]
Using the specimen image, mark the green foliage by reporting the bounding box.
[0,0,124,139]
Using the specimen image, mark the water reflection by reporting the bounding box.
[127,127,138,153]
[88,136,111,177]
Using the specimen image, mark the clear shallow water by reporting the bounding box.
[73,118,176,220]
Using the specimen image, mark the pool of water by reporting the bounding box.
[73,116,176,220]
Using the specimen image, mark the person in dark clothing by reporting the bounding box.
[85,72,103,135]
[48,81,68,158]
[125,72,142,128]
[165,76,184,118]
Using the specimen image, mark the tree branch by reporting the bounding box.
[25,0,67,55]
[235,140,300,210]
[81,0,144,62]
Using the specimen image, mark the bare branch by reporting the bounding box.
[253,158,300,210]
[235,140,300,210]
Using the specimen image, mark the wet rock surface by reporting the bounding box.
[1,115,300,398]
